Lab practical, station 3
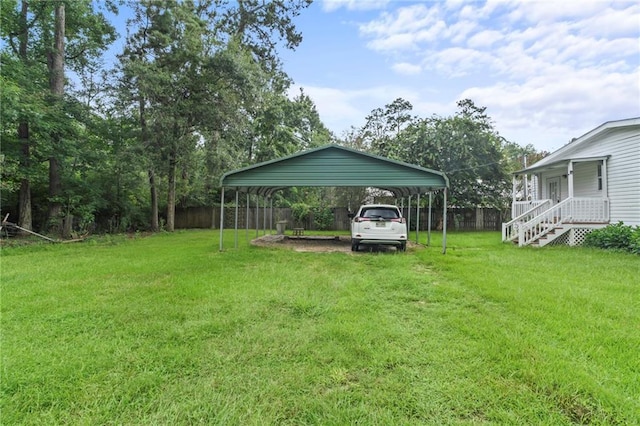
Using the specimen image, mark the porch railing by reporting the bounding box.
[517,198,609,246]
[511,200,550,219]
[502,199,551,242]
[569,197,610,223]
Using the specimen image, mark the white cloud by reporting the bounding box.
[296,1,639,151]
[349,0,640,150]
[289,84,453,137]
[321,0,390,12]
[578,5,640,37]
[506,1,617,24]
[392,62,422,75]
[458,66,640,150]
[359,4,444,51]
[467,29,503,49]
[366,33,418,51]
[426,47,497,77]
[447,20,478,44]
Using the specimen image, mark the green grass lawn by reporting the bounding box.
[2,230,639,424]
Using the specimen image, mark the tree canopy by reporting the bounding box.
[1,1,542,235]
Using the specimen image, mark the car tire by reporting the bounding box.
[399,242,406,252]
[351,242,359,252]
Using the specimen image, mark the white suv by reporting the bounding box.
[350,204,407,252]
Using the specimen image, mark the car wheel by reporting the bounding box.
[351,242,359,252]
[399,242,406,252]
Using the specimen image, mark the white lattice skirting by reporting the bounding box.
[549,227,601,247]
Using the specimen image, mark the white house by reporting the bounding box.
[503,118,640,247]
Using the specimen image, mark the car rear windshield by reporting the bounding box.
[361,208,400,219]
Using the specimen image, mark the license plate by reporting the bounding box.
[375,221,386,227]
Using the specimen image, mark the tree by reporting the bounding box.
[399,100,512,209]
[47,2,65,233]
[361,98,414,158]
[116,0,312,231]
[1,0,116,235]
[222,0,312,73]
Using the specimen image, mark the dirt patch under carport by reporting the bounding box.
[251,235,411,253]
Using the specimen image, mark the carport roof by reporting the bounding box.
[220,144,449,197]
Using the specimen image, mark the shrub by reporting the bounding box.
[290,203,311,227]
[312,207,333,230]
[584,222,640,254]
[630,228,640,255]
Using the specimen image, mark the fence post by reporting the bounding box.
[476,207,483,231]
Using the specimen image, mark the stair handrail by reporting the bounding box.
[502,199,552,242]
[518,198,573,246]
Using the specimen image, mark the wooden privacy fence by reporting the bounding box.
[175,206,507,232]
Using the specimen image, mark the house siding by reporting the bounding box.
[573,162,601,198]
[573,128,640,226]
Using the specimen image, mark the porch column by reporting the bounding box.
[602,159,608,197]
[537,174,543,201]
[568,161,574,198]
[511,175,517,219]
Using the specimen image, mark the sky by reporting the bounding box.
[278,0,640,152]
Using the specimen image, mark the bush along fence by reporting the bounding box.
[174,206,508,232]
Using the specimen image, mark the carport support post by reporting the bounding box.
[416,193,421,244]
[255,196,259,239]
[427,192,432,246]
[246,193,250,244]
[442,188,448,254]
[263,196,267,236]
[269,198,273,234]
[407,196,412,237]
[234,191,239,249]
[219,187,225,251]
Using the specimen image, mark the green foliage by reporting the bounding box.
[583,222,640,254]
[352,98,548,211]
[360,98,414,159]
[1,0,117,234]
[312,206,333,230]
[290,202,311,226]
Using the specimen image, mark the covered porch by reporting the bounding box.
[503,156,610,246]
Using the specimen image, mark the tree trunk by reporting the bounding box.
[149,169,159,232]
[47,3,65,234]
[18,124,32,232]
[17,1,32,232]
[138,93,159,232]
[166,151,176,232]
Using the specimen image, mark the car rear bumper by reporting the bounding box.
[353,238,405,246]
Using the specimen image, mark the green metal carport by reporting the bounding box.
[219,144,450,252]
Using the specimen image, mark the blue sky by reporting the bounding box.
[278,0,640,152]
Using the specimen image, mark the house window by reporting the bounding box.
[597,163,602,191]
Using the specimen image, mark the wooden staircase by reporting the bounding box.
[529,225,568,247]
[503,197,609,247]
